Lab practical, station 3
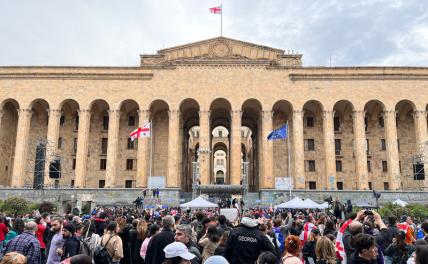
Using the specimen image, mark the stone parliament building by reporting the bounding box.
[1,37,428,205]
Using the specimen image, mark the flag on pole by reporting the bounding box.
[130,122,151,141]
[209,6,222,14]
[267,124,288,140]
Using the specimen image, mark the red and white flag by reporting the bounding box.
[209,6,222,14]
[130,122,151,141]
[336,219,353,264]
[299,222,317,243]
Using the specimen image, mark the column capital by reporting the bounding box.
[108,109,121,119]
[382,110,397,116]
[292,110,304,117]
[47,108,63,117]
[261,110,273,119]
[137,109,150,117]
[0,110,4,118]
[352,110,366,115]
[198,110,210,118]
[230,110,242,118]
[168,109,180,118]
[413,110,427,118]
[18,108,33,117]
[78,109,91,114]
[322,110,335,119]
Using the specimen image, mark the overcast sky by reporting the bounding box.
[1,0,428,67]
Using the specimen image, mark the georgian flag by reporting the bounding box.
[209,6,222,14]
[299,222,317,243]
[336,219,353,264]
[130,122,151,141]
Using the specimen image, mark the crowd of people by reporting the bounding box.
[0,198,427,264]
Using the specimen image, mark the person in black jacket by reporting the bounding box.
[302,228,320,264]
[349,233,378,264]
[60,223,80,260]
[224,215,275,264]
[175,224,202,264]
[145,215,176,264]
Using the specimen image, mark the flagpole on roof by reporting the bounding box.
[221,3,223,36]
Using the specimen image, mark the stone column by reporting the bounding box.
[384,110,400,190]
[230,110,242,185]
[44,109,62,185]
[167,110,180,188]
[353,110,369,190]
[0,110,4,129]
[74,109,91,188]
[105,109,120,188]
[322,110,336,190]
[199,110,210,185]
[261,110,274,189]
[11,109,32,187]
[413,110,428,149]
[136,110,150,188]
[292,110,305,189]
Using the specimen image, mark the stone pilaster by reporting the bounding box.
[44,109,62,185]
[261,110,274,189]
[167,110,180,188]
[136,110,150,188]
[230,110,241,185]
[105,109,120,187]
[11,109,32,187]
[353,110,369,189]
[292,110,305,189]
[74,109,91,188]
[384,110,400,190]
[198,110,210,185]
[323,110,336,190]
[0,110,4,129]
[413,110,428,149]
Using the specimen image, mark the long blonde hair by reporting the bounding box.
[315,236,337,264]
[137,219,147,240]
[0,252,27,264]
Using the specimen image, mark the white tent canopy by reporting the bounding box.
[180,196,219,208]
[318,202,329,209]
[277,197,306,209]
[303,198,322,209]
[393,198,408,207]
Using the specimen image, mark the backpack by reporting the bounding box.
[93,235,115,264]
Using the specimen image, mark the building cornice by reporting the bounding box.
[289,73,428,81]
[0,72,153,80]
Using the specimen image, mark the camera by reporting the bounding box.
[364,210,373,216]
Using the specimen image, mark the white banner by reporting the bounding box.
[275,177,293,190]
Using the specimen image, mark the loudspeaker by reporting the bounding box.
[49,159,61,179]
[413,163,425,180]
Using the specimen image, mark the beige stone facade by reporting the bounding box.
[1,36,428,192]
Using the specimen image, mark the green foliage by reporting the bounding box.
[378,203,428,221]
[406,204,428,221]
[1,197,30,216]
[81,202,91,215]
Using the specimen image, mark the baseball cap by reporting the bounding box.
[164,242,196,260]
[311,228,320,235]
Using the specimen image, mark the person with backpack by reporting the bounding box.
[96,221,123,264]
[80,220,100,258]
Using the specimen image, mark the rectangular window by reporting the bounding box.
[399,161,402,173]
[216,159,221,166]
[305,139,315,151]
[99,180,105,188]
[336,160,342,172]
[364,117,368,131]
[381,139,386,151]
[221,159,224,165]
[75,115,79,130]
[101,138,108,154]
[58,137,63,149]
[334,117,340,131]
[367,160,372,172]
[366,139,370,154]
[309,181,316,190]
[305,160,316,172]
[337,181,344,190]
[72,159,76,170]
[335,139,341,155]
[379,116,384,128]
[73,138,78,154]
[368,182,372,190]
[71,180,75,187]
[125,180,133,188]
[397,139,400,151]
[127,138,134,149]
[382,160,388,172]
[128,115,135,126]
[196,131,200,138]
[102,116,109,130]
[100,159,107,170]
[384,182,389,190]
[60,115,65,126]
[306,117,314,127]
[126,159,134,170]
[218,130,223,138]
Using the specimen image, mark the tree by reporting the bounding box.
[1,197,29,216]
[38,201,55,213]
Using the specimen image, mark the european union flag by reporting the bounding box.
[267,124,288,140]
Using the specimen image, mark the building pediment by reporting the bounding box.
[140,36,302,67]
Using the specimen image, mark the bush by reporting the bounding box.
[38,201,56,213]
[81,202,91,215]
[406,204,428,222]
[1,197,30,216]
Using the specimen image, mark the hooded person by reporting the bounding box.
[224,215,275,264]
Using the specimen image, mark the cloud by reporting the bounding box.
[0,0,427,66]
